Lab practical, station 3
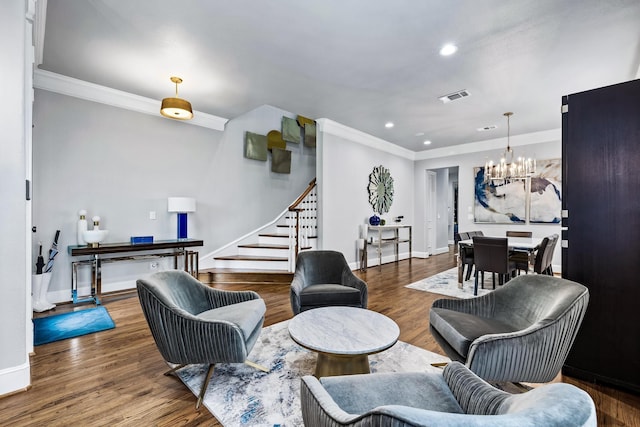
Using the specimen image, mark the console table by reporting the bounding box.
[361,225,412,271]
[68,238,203,304]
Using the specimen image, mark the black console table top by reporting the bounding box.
[68,238,204,256]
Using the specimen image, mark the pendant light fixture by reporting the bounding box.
[160,76,193,120]
[484,112,536,183]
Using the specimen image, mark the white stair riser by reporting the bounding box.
[238,247,289,257]
[259,235,292,245]
[213,259,289,271]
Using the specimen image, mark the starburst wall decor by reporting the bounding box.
[368,165,394,215]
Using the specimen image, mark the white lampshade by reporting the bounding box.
[167,197,196,213]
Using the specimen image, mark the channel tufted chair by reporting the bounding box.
[137,270,267,409]
[290,250,368,315]
[430,274,589,383]
[300,361,597,427]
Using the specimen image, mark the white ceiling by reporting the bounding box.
[40,0,640,152]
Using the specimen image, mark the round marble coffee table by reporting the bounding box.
[288,306,400,377]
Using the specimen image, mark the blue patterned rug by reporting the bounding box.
[175,320,450,426]
[33,306,115,346]
[405,267,496,298]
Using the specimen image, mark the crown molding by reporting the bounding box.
[33,69,228,131]
[317,118,415,160]
[414,128,561,160]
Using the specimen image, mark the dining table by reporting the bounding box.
[457,237,543,286]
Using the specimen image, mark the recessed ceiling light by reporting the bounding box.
[385,122,394,128]
[415,132,425,136]
[439,43,458,56]
[423,140,432,145]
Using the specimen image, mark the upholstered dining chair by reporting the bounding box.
[300,361,597,427]
[506,230,533,274]
[534,234,559,275]
[472,236,516,295]
[456,231,484,281]
[455,232,474,281]
[137,270,267,409]
[290,250,368,315]
[430,274,589,384]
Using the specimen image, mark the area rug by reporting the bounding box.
[405,267,497,298]
[175,320,450,426]
[33,306,115,346]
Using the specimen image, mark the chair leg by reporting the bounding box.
[474,271,479,296]
[465,264,473,281]
[481,271,485,289]
[492,272,496,290]
[164,364,186,376]
[245,360,269,372]
[196,364,216,410]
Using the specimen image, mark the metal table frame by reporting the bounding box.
[68,239,203,304]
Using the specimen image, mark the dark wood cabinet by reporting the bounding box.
[561,79,640,393]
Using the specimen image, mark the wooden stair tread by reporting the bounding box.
[214,254,288,261]
[237,243,312,250]
[199,268,293,285]
[259,233,317,238]
[238,243,289,249]
[202,268,291,274]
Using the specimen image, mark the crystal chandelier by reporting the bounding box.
[484,112,536,183]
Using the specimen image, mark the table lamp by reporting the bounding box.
[168,197,196,240]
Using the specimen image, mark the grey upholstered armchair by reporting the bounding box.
[430,274,589,383]
[136,270,266,408]
[300,361,597,427]
[290,250,368,315]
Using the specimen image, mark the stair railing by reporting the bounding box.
[288,178,317,271]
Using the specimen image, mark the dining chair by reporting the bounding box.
[472,236,517,295]
[455,232,474,280]
[534,234,559,275]
[506,230,533,274]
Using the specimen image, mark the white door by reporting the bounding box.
[425,171,437,256]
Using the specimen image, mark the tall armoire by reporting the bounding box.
[561,79,640,393]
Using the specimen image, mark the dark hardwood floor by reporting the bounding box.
[2,250,639,426]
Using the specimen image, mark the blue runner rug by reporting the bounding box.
[33,306,115,346]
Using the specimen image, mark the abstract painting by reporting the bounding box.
[474,168,526,223]
[529,158,562,223]
[473,158,562,224]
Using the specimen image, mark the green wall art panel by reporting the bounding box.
[271,147,292,174]
[304,123,316,147]
[281,116,301,144]
[244,131,268,161]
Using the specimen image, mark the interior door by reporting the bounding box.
[425,171,436,256]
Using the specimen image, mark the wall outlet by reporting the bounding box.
[150,261,159,270]
[149,211,156,220]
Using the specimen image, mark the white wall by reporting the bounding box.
[0,0,30,395]
[32,92,315,302]
[414,130,563,271]
[317,119,414,268]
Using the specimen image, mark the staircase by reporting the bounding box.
[200,179,317,285]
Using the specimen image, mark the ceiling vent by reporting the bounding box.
[438,89,470,103]
[477,125,498,132]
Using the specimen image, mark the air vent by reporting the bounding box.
[438,89,470,103]
[477,125,498,132]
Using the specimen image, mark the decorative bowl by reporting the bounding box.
[83,229,109,247]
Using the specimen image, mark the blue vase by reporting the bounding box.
[369,214,381,226]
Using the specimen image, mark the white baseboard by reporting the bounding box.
[48,278,142,304]
[0,361,30,397]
